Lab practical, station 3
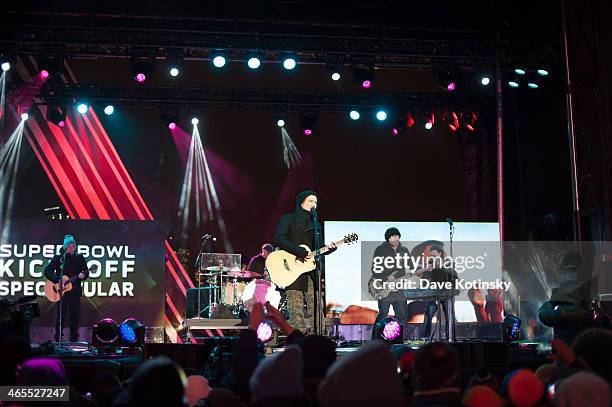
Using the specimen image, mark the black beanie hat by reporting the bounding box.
[295,190,319,209]
[385,227,401,241]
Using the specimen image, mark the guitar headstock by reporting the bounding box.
[343,233,359,244]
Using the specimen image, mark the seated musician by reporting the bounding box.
[246,243,275,280]
[420,245,458,340]
[371,228,411,337]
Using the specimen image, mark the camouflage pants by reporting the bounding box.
[286,278,314,332]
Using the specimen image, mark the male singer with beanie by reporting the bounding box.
[371,227,411,338]
[274,190,336,332]
[44,234,89,342]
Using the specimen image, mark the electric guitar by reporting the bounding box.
[266,233,358,288]
[368,271,423,300]
[44,265,97,302]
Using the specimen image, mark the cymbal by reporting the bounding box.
[227,270,262,278]
[196,272,229,277]
[203,266,225,271]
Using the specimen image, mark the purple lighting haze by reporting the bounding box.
[362,80,372,89]
[303,129,312,136]
[447,82,456,91]
[168,122,177,130]
[135,73,146,83]
[382,320,402,341]
[40,70,50,79]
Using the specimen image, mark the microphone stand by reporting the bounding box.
[311,208,325,336]
[448,221,456,342]
[57,251,65,346]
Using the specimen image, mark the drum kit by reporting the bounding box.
[195,266,281,319]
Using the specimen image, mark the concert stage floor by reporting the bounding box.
[38,338,547,395]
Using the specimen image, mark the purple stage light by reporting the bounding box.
[58,120,66,128]
[168,122,177,130]
[382,319,402,341]
[392,128,399,136]
[362,80,372,89]
[40,70,50,79]
[135,73,146,83]
[303,129,313,136]
[256,322,273,342]
[447,82,456,91]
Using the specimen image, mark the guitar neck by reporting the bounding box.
[316,239,346,255]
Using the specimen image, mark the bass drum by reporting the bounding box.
[241,279,281,311]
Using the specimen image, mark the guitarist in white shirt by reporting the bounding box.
[273,190,336,333]
[371,227,411,338]
[44,234,89,342]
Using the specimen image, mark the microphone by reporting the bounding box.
[311,207,318,218]
[201,234,217,242]
[59,247,65,254]
[446,217,454,226]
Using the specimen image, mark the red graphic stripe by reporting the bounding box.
[23,130,76,219]
[166,260,187,296]
[165,240,195,289]
[89,110,153,219]
[65,117,124,219]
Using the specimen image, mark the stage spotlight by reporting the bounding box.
[480,77,491,86]
[76,103,88,114]
[256,321,274,343]
[331,72,341,81]
[282,57,297,70]
[160,106,180,130]
[300,111,319,135]
[425,112,435,130]
[0,54,11,72]
[465,112,477,132]
[352,63,374,89]
[373,317,403,344]
[514,68,526,75]
[166,49,184,78]
[406,112,415,129]
[103,105,115,115]
[247,56,261,69]
[448,112,460,132]
[38,51,64,78]
[478,65,493,86]
[349,110,360,120]
[20,112,29,121]
[131,52,154,83]
[47,104,66,127]
[527,82,539,89]
[375,110,387,121]
[277,119,285,127]
[508,79,520,88]
[118,318,145,347]
[92,318,119,345]
[212,54,226,68]
[433,60,457,91]
[191,117,200,125]
[537,68,549,76]
[392,114,408,135]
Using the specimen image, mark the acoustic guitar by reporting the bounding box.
[44,265,98,302]
[266,233,358,288]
